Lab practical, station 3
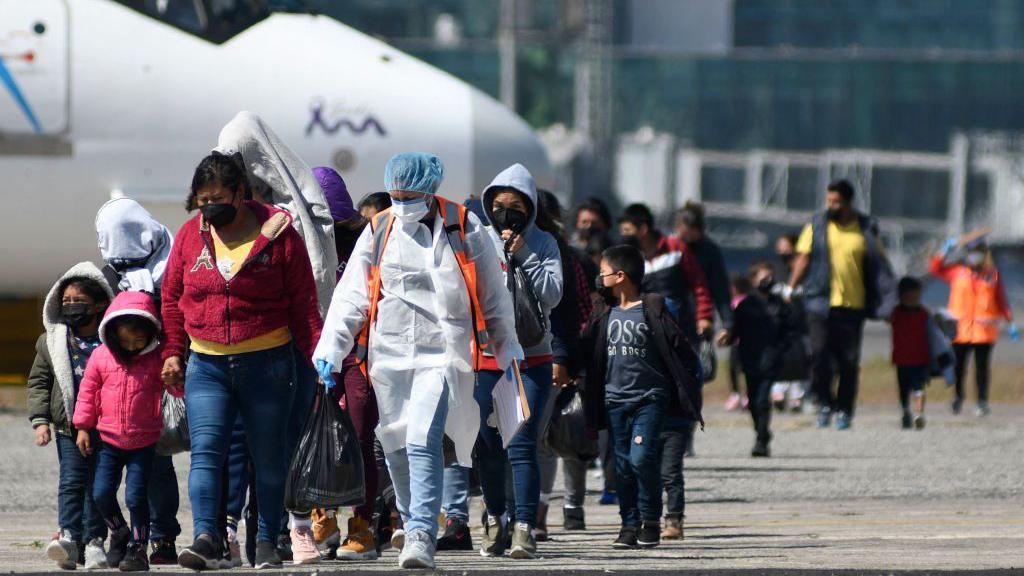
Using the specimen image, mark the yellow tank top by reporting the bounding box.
[189,227,291,355]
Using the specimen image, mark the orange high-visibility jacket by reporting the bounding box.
[929,255,1013,344]
[354,196,490,376]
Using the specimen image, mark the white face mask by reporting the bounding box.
[966,251,985,267]
[391,195,430,223]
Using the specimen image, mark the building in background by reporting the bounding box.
[282,0,1024,283]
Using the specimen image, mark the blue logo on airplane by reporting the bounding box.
[306,99,386,137]
[0,53,42,134]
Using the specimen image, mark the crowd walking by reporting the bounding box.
[25,113,1018,571]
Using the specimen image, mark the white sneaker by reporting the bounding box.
[398,530,435,569]
[46,530,78,570]
[83,538,108,570]
[391,528,405,552]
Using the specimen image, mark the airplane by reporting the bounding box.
[0,0,553,298]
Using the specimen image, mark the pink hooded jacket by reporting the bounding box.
[73,291,178,450]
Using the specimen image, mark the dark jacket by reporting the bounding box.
[804,211,897,319]
[549,244,582,376]
[763,286,811,382]
[26,262,115,435]
[580,293,703,430]
[733,294,781,381]
[686,236,734,331]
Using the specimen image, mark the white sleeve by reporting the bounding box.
[464,212,523,369]
[312,224,373,368]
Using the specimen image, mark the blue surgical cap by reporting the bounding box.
[384,152,445,195]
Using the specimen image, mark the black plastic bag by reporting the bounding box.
[155,392,189,456]
[507,249,548,348]
[545,387,599,461]
[699,338,717,383]
[285,387,365,511]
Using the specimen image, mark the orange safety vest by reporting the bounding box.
[946,265,1010,344]
[354,196,490,376]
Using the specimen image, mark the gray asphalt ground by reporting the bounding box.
[1,403,1022,574]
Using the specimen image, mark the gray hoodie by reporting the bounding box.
[95,197,173,295]
[482,164,563,360]
[26,262,115,434]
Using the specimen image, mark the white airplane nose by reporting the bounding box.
[470,89,553,194]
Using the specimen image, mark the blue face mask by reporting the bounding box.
[391,195,431,223]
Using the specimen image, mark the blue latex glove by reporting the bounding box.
[940,238,957,257]
[315,358,336,388]
[1009,324,1020,342]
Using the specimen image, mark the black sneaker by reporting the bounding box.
[751,440,771,458]
[613,527,638,549]
[118,542,149,572]
[255,541,282,570]
[901,412,913,429]
[638,522,661,548]
[275,533,292,562]
[563,507,586,531]
[436,517,472,551]
[177,534,220,571]
[107,526,130,568]
[149,539,176,565]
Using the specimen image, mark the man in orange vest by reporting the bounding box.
[312,152,522,570]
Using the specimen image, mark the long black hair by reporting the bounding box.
[186,151,249,212]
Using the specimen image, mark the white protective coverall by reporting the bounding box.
[214,111,338,317]
[313,204,522,467]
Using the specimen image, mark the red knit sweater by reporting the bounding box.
[161,202,322,363]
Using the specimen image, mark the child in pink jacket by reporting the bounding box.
[73,291,180,572]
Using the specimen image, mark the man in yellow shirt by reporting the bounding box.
[787,180,896,430]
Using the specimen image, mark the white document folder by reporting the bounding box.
[491,362,531,448]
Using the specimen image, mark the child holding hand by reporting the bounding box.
[73,291,180,572]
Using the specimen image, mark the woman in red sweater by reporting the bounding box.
[160,152,322,570]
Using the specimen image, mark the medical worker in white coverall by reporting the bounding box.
[312,152,522,570]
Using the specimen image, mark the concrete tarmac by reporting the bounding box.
[1,403,1021,573]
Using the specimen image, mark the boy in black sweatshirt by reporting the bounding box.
[581,245,702,550]
[719,267,780,457]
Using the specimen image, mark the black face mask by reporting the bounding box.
[827,208,844,222]
[61,303,95,328]
[757,277,774,294]
[200,202,238,229]
[492,207,529,235]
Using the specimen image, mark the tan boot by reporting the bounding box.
[336,517,378,561]
[311,509,339,551]
[660,517,683,540]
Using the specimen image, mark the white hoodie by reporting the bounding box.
[95,197,173,295]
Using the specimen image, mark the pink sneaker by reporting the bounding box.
[724,393,742,411]
[290,526,321,565]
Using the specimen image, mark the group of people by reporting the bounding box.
[26,112,1016,572]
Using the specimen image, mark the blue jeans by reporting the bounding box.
[148,454,180,541]
[185,344,296,543]
[93,441,155,543]
[385,381,449,539]
[224,415,249,524]
[474,362,552,526]
[607,400,666,527]
[55,431,108,543]
[442,465,470,521]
